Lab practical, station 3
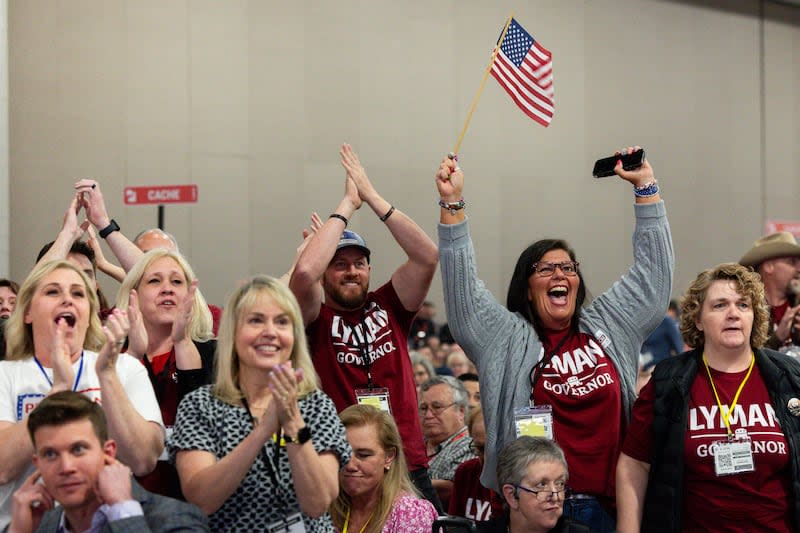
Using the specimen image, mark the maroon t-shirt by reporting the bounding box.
[624,365,792,532]
[307,281,428,470]
[531,329,622,506]
[448,458,503,521]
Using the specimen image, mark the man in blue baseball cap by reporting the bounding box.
[290,143,441,511]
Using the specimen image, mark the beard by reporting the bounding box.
[323,279,369,310]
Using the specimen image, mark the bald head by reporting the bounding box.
[134,229,179,253]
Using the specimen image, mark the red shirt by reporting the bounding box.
[307,282,428,470]
[138,350,181,498]
[531,329,622,505]
[448,458,503,521]
[624,364,792,532]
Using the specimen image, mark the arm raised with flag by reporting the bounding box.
[434,149,673,533]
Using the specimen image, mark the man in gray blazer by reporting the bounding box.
[7,392,208,533]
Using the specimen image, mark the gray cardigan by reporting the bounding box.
[438,201,674,491]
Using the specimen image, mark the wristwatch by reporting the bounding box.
[98,219,120,239]
[284,426,312,445]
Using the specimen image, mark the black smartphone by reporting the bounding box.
[592,148,645,178]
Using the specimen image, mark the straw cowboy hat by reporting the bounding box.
[739,232,800,268]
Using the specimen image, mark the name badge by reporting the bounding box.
[713,428,755,476]
[266,512,306,533]
[514,405,554,440]
[355,388,392,413]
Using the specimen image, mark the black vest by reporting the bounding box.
[643,348,800,532]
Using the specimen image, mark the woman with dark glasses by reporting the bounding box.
[435,147,673,533]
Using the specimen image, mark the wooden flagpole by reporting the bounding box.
[452,12,515,155]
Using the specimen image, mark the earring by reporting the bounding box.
[384,466,390,472]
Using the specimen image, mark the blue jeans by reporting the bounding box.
[563,496,616,533]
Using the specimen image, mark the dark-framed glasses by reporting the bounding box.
[530,261,579,277]
[418,402,455,416]
[514,481,570,501]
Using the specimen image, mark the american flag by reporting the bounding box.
[490,18,554,127]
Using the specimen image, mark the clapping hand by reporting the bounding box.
[96,309,131,375]
[50,318,75,394]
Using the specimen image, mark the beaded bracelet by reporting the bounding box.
[633,181,659,198]
[438,198,466,215]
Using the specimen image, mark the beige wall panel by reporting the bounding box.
[187,154,250,305]
[764,2,800,227]
[125,2,190,162]
[190,0,249,156]
[7,0,800,317]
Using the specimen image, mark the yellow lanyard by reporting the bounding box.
[342,507,375,533]
[702,352,755,438]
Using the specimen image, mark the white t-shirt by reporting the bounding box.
[0,350,164,530]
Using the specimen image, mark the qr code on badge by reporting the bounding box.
[716,450,733,469]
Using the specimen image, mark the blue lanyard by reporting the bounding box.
[33,352,84,392]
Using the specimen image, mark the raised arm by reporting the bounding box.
[86,226,126,283]
[434,154,515,359]
[289,172,362,325]
[34,195,89,269]
[341,144,438,311]
[583,147,674,378]
[75,180,144,272]
[278,213,323,286]
[95,309,164,476]
[616,452,651,533]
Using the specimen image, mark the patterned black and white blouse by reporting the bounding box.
[169,385,352,533]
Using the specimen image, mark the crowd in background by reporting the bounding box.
[0,144,799,533]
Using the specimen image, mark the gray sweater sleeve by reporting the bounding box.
[437,218,526,370]
[580,201,674,414]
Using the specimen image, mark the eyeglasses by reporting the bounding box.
[514,481,570,501]
[418,402,456,416]
[530,261,579,277]
[469,442,485,454]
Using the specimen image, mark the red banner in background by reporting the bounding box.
[765,220,800,239]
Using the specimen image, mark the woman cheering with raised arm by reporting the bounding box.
[435,148,674,532]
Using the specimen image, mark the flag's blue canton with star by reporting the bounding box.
[499,19,534,68]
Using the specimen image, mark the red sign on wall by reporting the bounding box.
[765,220,800,239]
[124,185,198,205]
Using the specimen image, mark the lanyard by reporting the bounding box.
[33,353,84,392]
[429,427,469,458]
[702,352,755,438]
[347,314,375,389]
[342,507,376,533]
[529,331,573,402]
[240,397,284,499]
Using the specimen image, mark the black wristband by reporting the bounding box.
[329,213,348,227]
[285,426,312,445]
[379,205,395,222]
[98,219,120,239]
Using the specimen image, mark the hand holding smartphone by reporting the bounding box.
[593,149,645,178]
